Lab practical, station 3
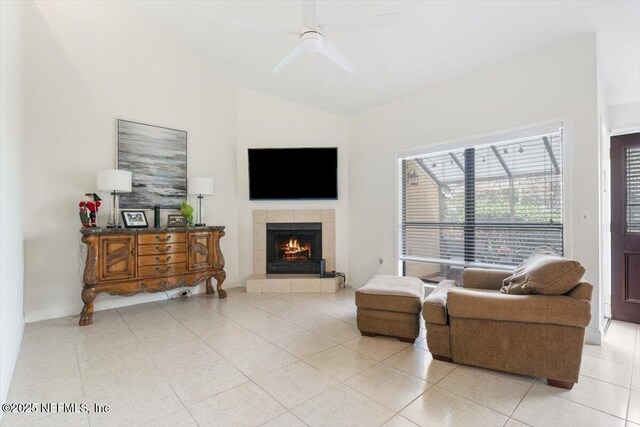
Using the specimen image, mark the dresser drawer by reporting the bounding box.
[137,243,186,256]
[138,263,186,277]
[138,253,186,267]
[138,233,186,245]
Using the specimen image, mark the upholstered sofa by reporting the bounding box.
[423,267,592,389]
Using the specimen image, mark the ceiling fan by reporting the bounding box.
[268,0,400,74]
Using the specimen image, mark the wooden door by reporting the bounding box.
[99,235,136,281]
[611,132,640,324]
[188,232,214,271]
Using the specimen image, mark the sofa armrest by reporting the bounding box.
[447,289,591,328]
[566,282,593,302]
[462,268,512,290]
[423,280,457,325]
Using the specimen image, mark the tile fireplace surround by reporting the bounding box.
[248,209,339,293]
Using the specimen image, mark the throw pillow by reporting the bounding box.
[501,246,585,295]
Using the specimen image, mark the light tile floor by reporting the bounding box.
[2,286,638,427]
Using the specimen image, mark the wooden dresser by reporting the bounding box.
[79,226,226,326]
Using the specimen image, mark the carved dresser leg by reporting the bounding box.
[205,277,215,295]
[79,287,96,326]
[214,269,227,299]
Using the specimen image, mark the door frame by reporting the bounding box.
[610,132,640,323]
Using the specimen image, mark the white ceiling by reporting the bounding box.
[133,1,639,115]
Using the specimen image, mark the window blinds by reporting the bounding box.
[626,146,640,233]
[400,127,563,269]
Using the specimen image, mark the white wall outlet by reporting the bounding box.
[579,210,593,224]
[378,258,384,265]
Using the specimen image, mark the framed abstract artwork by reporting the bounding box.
[117,119,187,209]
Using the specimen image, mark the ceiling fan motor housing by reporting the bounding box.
[300,29,324,52]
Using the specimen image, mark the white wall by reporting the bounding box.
[609,101,640,133]
[19,0,609,348]
[23,1,239,321]
[349,35,604,342]
[597,45,611,330]
[0,0,26,411]
[21,2,352,322]
[235,87,350,282]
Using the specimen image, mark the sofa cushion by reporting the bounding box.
[423,280,457,325]
[501,247,585,295]
[356,275,423,314]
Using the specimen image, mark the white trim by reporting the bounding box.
[25,282,241,323]
[585,326,603,345]
[395,157,402,276]
[610,126,640,136]
[562,120,573,260]
[396,119,568,272]
[397,121,564,160]
[0,318,24,419]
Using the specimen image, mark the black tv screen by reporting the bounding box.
[248,148,338,200]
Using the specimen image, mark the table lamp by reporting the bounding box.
[97,169,132,228]
[188,177,213,226]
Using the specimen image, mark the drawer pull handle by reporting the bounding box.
[155,235,172,242]
[156,266,171,274]
[156,256,171,264]
[156,245,171,253]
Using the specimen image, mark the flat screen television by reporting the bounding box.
[248,148,338,200]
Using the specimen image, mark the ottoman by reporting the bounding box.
[355,275,424,343]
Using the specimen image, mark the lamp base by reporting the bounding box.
[194,223,206,227]
[106,224,122,229]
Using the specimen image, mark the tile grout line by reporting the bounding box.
[507,376,538,422]
[156,293,315,424]
[375,359,462,421]
[528,377,631,422]
[199,289,399,425]
[73,317,92,427]
[191,291,353,425]
[20,292,635,427]
[579,371,632,389]
[627,327,639,421]
[117,304,201,427]
[155,298,255,412]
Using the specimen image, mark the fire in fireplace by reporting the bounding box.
[280,237,312,262]
[266,223,322,274]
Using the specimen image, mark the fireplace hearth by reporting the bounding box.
[266,223,322,274]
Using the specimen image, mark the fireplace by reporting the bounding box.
[266,223,322,274]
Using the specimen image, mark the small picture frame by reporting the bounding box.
[121,210,149,228]
[167,214,187,228]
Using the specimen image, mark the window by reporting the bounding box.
[626,146,640,233]
[400,125,563,281]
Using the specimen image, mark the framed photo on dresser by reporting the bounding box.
[167,214,186,227]
[121,210,149,228]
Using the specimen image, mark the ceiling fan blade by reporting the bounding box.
[319,40,356,74]
[319,12,399,37]
[302,0,319,28]
[225,20,299,37]
[272,44,305,73]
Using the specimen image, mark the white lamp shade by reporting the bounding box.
[97,169,132,192]
[188,177,214,196]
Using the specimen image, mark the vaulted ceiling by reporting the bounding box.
[56,1,640,115]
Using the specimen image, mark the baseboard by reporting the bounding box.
[585,326,603,345]
[0,317,25,422]
[25,281,241,323]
